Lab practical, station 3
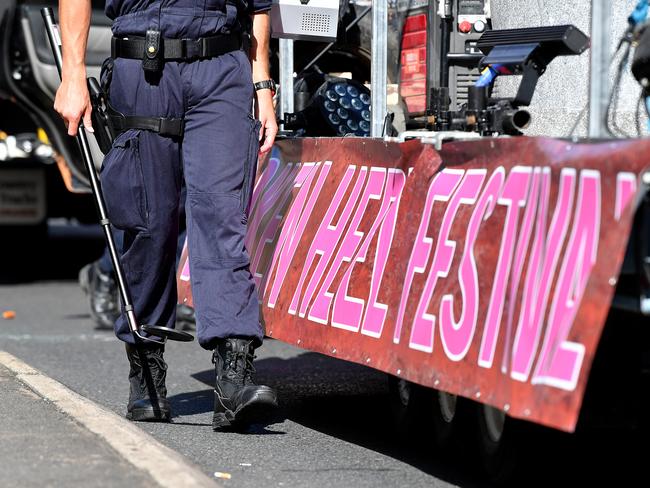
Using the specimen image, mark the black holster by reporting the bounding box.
[88,76,116,154]
[89,57,184,155]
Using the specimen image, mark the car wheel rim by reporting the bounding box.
[483,405,506,443]
[438,391,457,423]
[397,379,410,407]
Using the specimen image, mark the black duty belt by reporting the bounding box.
[111,32,243,61]
[108,111,184,138]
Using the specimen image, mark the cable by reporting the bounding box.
[636,89,644,136]
[568,104,588,138]
[606,43,632,138]
[568,40,626,138]
[570,1,649,138]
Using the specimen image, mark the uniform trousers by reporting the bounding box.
[101,49,263,349]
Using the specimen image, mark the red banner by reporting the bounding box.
[178,136,649,432]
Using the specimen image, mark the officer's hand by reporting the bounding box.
[255,90,277,155]
[54,68,93,137]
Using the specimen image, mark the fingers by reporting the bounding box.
[83,105,94,133]
[259,122,278,154]
[56,104,92,137]
[53,79,92,137]
[66,114,80,137]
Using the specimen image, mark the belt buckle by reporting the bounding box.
[199,38,209,59]
[182,38,203,60]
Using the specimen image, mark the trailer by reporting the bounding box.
[177,0,650,481]
[4,0,647,481]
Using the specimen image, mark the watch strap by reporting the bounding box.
[254,79,276,92]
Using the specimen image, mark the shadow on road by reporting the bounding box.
[190,350,484,487]
[188,345,650,488]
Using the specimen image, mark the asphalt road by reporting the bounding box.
[0,221,648,487]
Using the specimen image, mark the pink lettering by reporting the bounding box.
[500,168,544,373]
[180,245,190,282]
[267,162,331,308]
[533,170,601,390]
[330,168,387,331]
[395,169,464,349]
[510,168,576,382]
[248,164,299,285]
[438,170,491,361]
[247,162,294,255]
[360,169,407,338]
[478,167,532,368]
[290,165,365,320]
[249,156,281,221]
[615,172,637,221]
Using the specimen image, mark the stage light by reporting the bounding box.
[283,77,372,137]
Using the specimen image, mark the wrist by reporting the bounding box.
[253,79,276,97]
[255,89,274,103]
[252,74,271,84]
[62,64,87,82]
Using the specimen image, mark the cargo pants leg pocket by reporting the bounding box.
[99,129,150,233]
[240,116,262,220]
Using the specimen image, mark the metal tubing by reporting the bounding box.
[279,39,294,116]
[588,0,610,138]
[42,8,145,340]
[297,6,371,78]
[371,1,387,137]
[439,0,453,88]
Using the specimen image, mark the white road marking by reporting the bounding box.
[0,351,219,488]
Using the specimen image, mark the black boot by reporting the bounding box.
[79,261,119,329]
[125,343,171,422]
[212,338,278,430]
[176,304,196,332]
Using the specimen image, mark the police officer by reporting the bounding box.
[55,0,278,430]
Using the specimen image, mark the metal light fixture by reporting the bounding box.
[284,78,372,137]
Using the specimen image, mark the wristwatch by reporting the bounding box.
[254,79,276,95]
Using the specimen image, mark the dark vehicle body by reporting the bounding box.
[0,0,110,269]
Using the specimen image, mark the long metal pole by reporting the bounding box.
[42,8,193,344]
[588,0,610,138]
[371,2,388,137]
[41,8,139,334]
[279,39,294,116]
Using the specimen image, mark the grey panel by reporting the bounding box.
[23,6,111,66]
[21,17,109,167]
[491,0,639,138]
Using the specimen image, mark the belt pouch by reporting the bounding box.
[142,29,163,73]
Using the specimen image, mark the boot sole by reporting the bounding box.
[126,407,171,423]
[213,390,278,431]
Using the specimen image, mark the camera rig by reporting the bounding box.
[428,25,590,136]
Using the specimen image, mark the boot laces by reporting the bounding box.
[244,353,256,385]
[212,349,256,385]
[145,348,167,390]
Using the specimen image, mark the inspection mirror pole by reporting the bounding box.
[371,3,388,138]
[588,0,610,138]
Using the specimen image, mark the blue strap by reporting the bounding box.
[476,65,499,87]
[629,0,649,27]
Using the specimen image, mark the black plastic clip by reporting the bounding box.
[142,29,163,73]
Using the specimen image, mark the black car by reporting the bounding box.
[0,0,458,255]
[0,0,111,264]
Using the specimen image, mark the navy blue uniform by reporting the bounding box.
[102,0,270,349]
